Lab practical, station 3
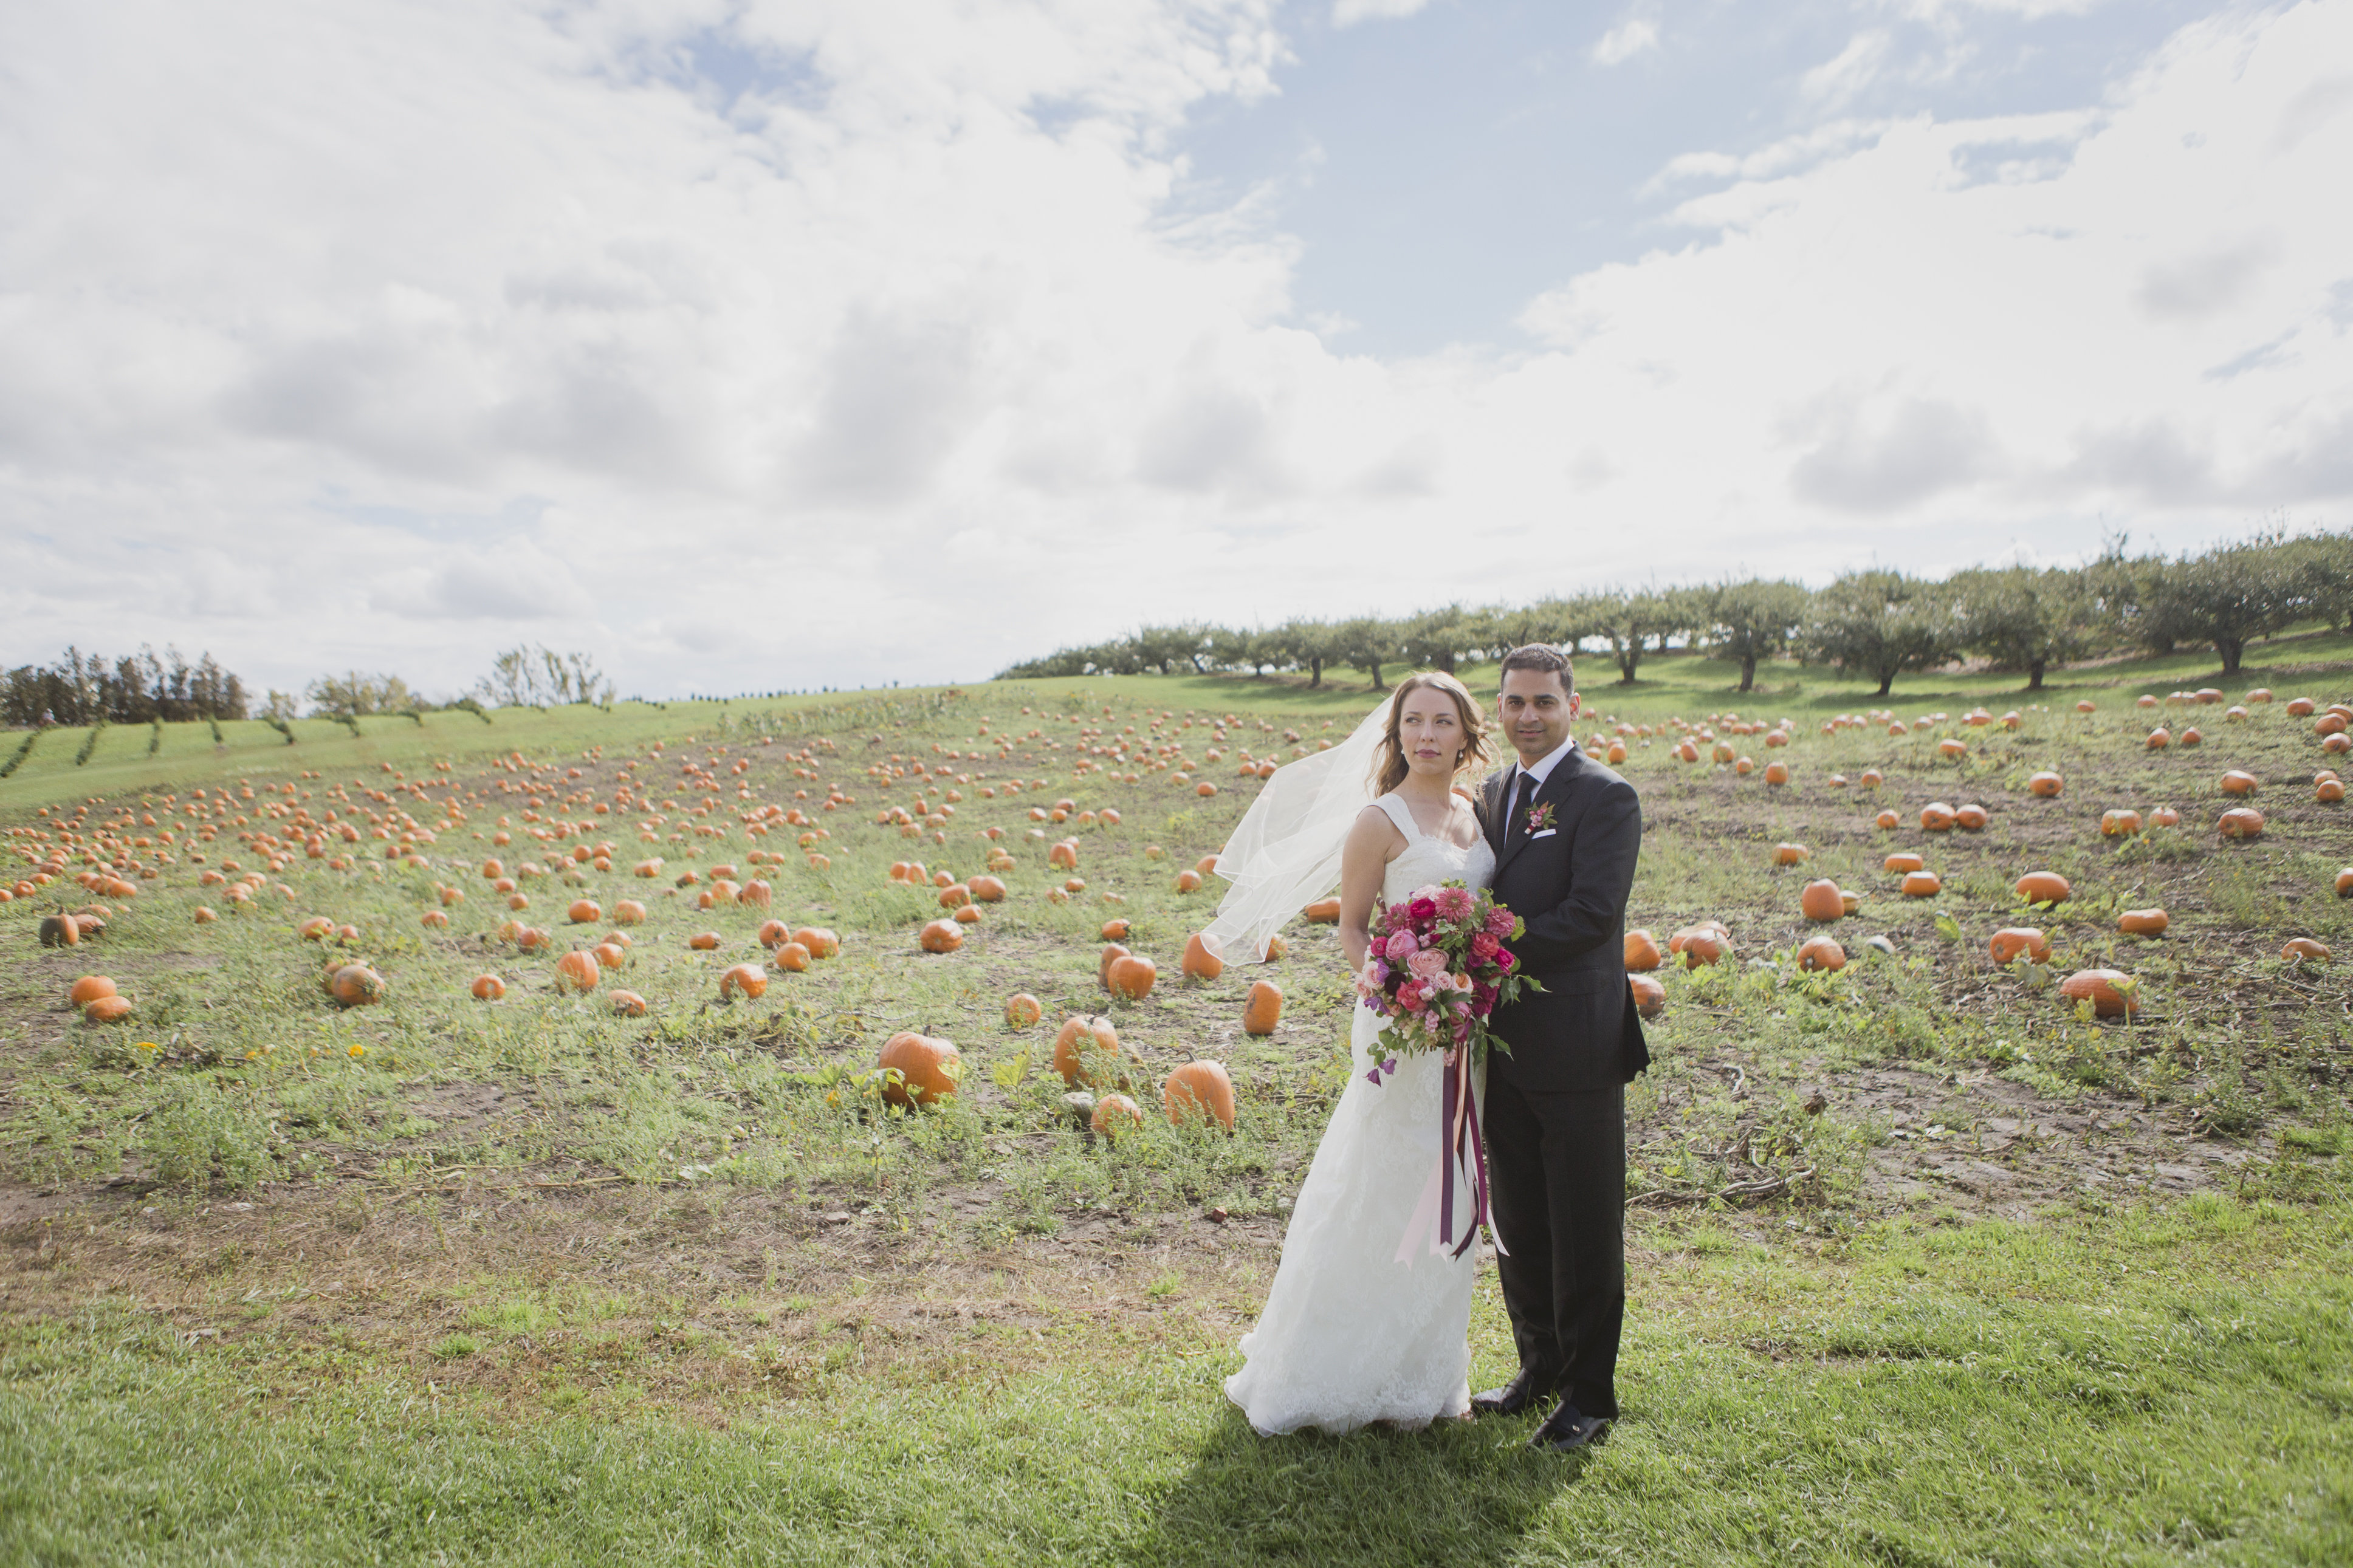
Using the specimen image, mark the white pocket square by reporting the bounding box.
[1529,828,1558,840]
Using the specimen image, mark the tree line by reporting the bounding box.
[997,530,2353,695]
[1,646,250,728]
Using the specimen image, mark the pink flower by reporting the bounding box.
[1398,984,1426,1012]
[1408,896,1439,923]
[1496,949,1516,971]
[1383,930,1419,961]
[1470,931,1499,960]
[1407,948,1448,982]
[1485,906,1516,938]
[1434,886,1474,920]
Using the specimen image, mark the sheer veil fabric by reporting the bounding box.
[1199,700,1391,964]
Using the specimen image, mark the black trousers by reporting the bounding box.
[1484,1075,1626,1419]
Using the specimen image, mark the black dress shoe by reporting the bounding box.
[1470,1370,1550,1417]
[1528,1402,1607,1452]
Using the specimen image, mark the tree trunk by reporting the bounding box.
[2027,659,2046,691]
[1307,657,1323,689]
[1366,662,1385,691]
[2217,637,2244,675]
[1875,670,1895,696]
[1431,651,1455,674]
[1739,654,1757,693]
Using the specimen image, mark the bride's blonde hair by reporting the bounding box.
[1370,671,1491,796]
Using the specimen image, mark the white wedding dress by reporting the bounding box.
[1225,793,1496,1436]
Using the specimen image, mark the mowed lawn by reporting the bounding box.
[3,638,2351,1564]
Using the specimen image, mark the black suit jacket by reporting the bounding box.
[1479,748,1649,1093]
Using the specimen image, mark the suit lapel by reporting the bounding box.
[1492,749,1584,878]
[1480,769,1508,858]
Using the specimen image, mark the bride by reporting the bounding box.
[1206,671,1498,1436]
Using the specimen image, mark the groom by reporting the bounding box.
[1472,643,1649,1452]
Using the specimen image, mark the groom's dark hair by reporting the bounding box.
[1499,644,1575,694]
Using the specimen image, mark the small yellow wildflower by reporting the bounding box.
[348,1044,366,1058]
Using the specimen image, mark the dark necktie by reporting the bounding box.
[1508,770,1538,845]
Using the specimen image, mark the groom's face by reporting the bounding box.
[1499,669,1576,765]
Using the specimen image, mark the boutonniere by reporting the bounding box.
[1524,801,1557,835]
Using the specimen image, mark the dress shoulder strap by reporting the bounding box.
[1372,793,1422,840]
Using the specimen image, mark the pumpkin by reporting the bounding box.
[1054,1016,1122,1084]
[2179,727,2203,748]
[1900,871,1942,897]
[879,1031,962,1106]
[517,926,553,954]
[1883,853,1925,874]
[330,965,386,1007]
[2015,871,2071,905]
[2150,806,2181,827]
[969,875,1006,903]
[1798,880,1845,922]
[1764,761,1790,786]
[1302,897,1341,923]
[1954,804,1988,832]
[507,894,531,912]
[2100,810,2143,837]
[1101,918,1132,940]
[2320,712,2351,736]
[2337,868,2353,897]
[481,858,505,880]
[1265,935,1288,960]
[1796,935,1846,972]
[2320,779,2346,803]
[69,975,117,1006]
[1920,803,1956,831]
[918,919,964,954]
[1773,843,1809,866]
[740,878,773,909]
[720,963,768,999]
[613,900,647,925]
[298,916,333,941]
[1670,922,1730,967]
[2219,770,2259,796]
[953,904,982,925]
[421,910,449,930]
[591,941,627,970]
[772,941,811,972]
[470,974,505,1001]
[1624,930,1663,970]
[1091,1093,1145,1138]
[1097,942,1130,986]
[193,906,218,923]
[2146,728,2170,750]
[2324,733,2353,756]
[2217,807,2265,839]
[757,919,791,947]
[1860,770,1884,789]
[1990,928,2049,964]
[938,883,972,909]
[2281,937,2330,964]
[84,995,133,1024]
[2075,699,2097,713]
[566,899,600,925]
[609,990,649,1017]
[2287,697,2317,716]
[1734,756,1755,776]
[2028,772,2064,796]
[1628,973,1666,1019]
[39,913,81,948]
[555,950,601,991]
[1937,738,1967,759]
[2061,968,2137,1016]
[1176,869,1204,893]
[687,931,721,951]
[1874,810,1900,830]
[1181,932,1224,981]
[1005,993,1043,1028]
[1107,954,1158,1001]
[1164,1060,1237,1130]
[794,928,840,958]
[2117,908,2168,936]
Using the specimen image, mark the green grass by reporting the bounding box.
[4,1193,2349,1565]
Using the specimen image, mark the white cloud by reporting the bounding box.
[1331,0,1431,26]
[1590,10,1660,67]
[1802,31,1895,106]
[0,1,2346,697]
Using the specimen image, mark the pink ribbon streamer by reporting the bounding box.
[1383,1046,1503,1264]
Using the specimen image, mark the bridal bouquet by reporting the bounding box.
[1356,880,1537,1068]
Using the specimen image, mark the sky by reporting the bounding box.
[1,0,2348,701]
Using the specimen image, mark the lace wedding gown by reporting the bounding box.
[1225,793,1496,1436]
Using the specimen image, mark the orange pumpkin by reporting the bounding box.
[470,973,505,1001]
[1091,1092,1145,1138]
[1097,942,1130,987]
[2217,807,2265,839]
[757,919,792,948]
[613,899,647,925]
[2319,779,2346,803]
[2219,770,2259,796]
[193,906,218,923]
[2150,806,2181,827]
[1920,803,1956,831]
[2282,937,2331,964]
[2118,908,2169,936]
[1242,980,1283,1035]
[1623,930,1663,970]
[879,1031,962,1106]
[329,965,386,1007]
[740,879,772,909]
[1101,918,1132,941]
[1181,932,1224,981]
[1628,973,1666,1019]
[1773,843,1809,866]
[1054,1016,1122,1084]
[938,883,972,910]
[2027,772,2064,797]
[720,963,767,1000]
[298,916,334,941]
[555,950,601,991]
[1164,1060,1237,1130]
[1884,853,1925,873]
[609,990,649,1018]
[2146,728,2171,750]
[84,995,134,1024]
[1874,810,1899,830]
[772,941,811,972]
[1953,804,1988,832]
[1796,935,1846,973]
[1004,993,1043,1028]
[687,931,721,951]
[1302,897,1341,923]
[69,975,117,1006]
[2061,968,2137,1016]
[918,919,964,954]
[1670,922,1730,968]
[591,942,627,970]
[568,899,601,925]
[1989,928,2049,965]
[969,875,1006,903]
[2100,810,2143,837]
[1764,761,1790,786]
[1901,871,1942,898]
[953,904,982,925]
[1176,869,1204,893]
[2015,871,2071,905]
[1860,770,1884,789]
[1106,954,1158,1001]
[2178,727,2203,748]
[2336,867,2353,897]
[1799,880,1845,923]
[794,928,840,958]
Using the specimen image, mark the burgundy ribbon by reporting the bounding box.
[1439,1046,1499,1260]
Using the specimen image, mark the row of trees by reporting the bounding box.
[998,530,2353,694]
[1,647,250,728]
